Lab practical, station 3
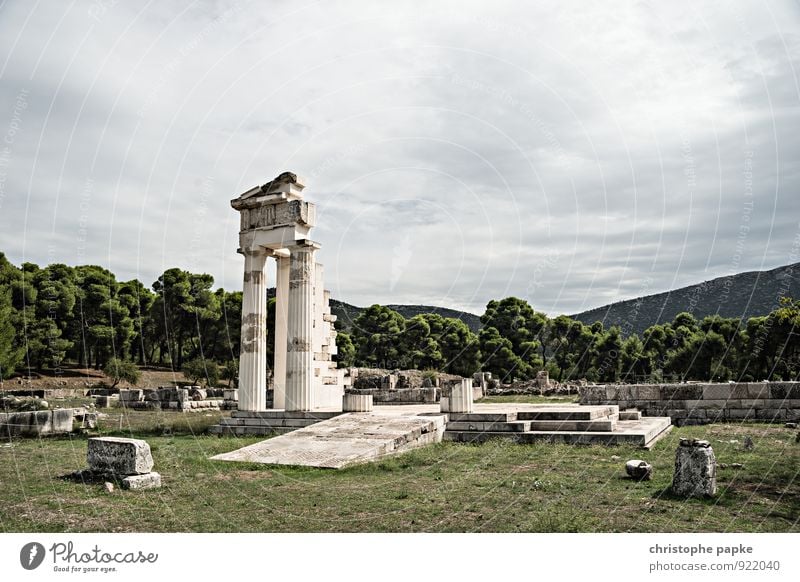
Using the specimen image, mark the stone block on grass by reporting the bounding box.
[121,472,161,490]
[87,437,154,476]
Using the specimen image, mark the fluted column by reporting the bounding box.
[285,241,318,411]
[273,253,290,409]
[238,247,269,412]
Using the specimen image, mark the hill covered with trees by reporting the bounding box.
[0,252,797,386]
[571,263,800,337]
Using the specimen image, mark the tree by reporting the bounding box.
[620,335,651,381]
[0,287,22,380]
[221,359,239,388]
[480,297,544,376]
[435,316,481,377]
[401,315,443,370]
[479,325,531,382]
[334,331,355,368]
[593,326,622,382]
[103,357,141,388]
[182,357,220,386]
[351,305,406,368]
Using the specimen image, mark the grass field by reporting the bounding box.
[0,405,797,533]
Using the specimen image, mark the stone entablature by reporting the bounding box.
[579,382,800,425]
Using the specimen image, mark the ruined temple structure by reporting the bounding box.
[229,172,345,412]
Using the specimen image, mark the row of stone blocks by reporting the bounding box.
[120,399,224,411]
[581,383,800,426]
[581,381,800,402]
[579,382,800,425]
[0,409,74,437]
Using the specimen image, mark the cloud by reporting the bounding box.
[0,0,798,316]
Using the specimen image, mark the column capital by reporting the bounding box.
[287,239,321,252]
[238,245,275,257]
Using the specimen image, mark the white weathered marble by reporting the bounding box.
[273,253,290,410]
[121,472,162,490]
[343,393,373,412]
[229,172,345,414]
[449,379,474,413]
[238,248,269,412]
[286,241,317,411]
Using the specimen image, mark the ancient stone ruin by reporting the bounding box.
[211,172,348,436]
[672,438,717,498]
[75,436,162,490]
[211,173,674,467]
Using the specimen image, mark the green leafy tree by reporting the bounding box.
[334,331,355,368]
[480,297,544,376]
[434,316,481,377]
[0,287,23,379]
[401,315,443,370]
[479,325,531,382]
[593,325,622,382]
[352,305,406,368]
[182,357,220,386]
[620,334,651,381]
[103,357,141,388]
[221,359,239,388]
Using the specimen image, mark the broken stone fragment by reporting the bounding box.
[121,472,161,490]
[625,459,652,480]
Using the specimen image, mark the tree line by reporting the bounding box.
[344,296,799,383]
[0,253,797,384]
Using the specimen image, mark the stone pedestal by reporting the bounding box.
[672,438,717,497]
[239,249,269,412]
[343,393,373,412]
[449,379,474,413]
[285,242,317,411]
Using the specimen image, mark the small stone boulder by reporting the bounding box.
[625,459,652,481]
[87,437,154,476]
[121,472,161,490]
[672,438,717,498]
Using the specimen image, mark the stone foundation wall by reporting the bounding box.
[579,382,800,426]
[351,387,440,405]
[0,409,74,436]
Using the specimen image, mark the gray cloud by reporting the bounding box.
[0,0,798,316]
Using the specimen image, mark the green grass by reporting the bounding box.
[0,413,797,533]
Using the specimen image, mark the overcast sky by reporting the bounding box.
[0,1,798,316]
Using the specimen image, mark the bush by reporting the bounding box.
[103,358,141,388]
[182,358,220,387]
[221,359,239,388]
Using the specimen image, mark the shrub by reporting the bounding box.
[103,358,141,388]
[182,358,220,387]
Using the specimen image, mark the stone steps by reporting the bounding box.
[515,406,618,421]
[209,409,343,436]
[443,417,672,448]
[210,412,447,469]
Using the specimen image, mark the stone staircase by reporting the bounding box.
[443,405,672,448]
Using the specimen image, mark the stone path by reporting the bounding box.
[210,409,446,469]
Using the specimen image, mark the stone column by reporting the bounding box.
[238,248,269,412]
[273,253,290,409]
[285,241,318,411]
